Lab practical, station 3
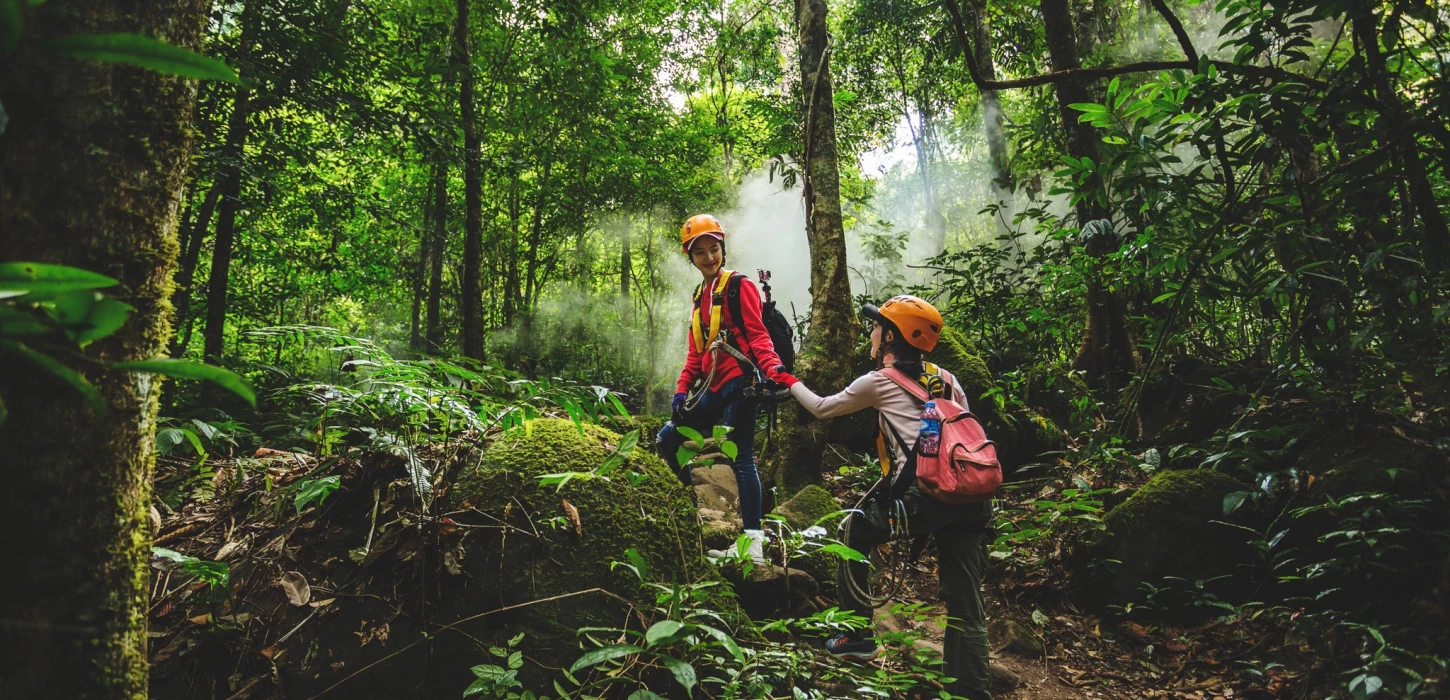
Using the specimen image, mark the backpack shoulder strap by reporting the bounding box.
[725,272,747,334]
[879,367,932,403]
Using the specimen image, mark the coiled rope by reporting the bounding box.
[838,477,913,608]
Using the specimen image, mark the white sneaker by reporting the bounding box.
[744,529,768,564]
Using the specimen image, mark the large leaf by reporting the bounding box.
[644,619,684,647]
[659,655,697,694]
[3,339,104,416]
[567,644,643,674]
[0,262,117,296]
[111,358,255,406]
[46,33,238,82]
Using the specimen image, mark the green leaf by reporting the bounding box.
[0,0,21,52]
[624,547,650,580]
[627,691,666,700]
[111,358,255,406]
[1031,608,1050,626]
[817,543,866,562]
[1349,674,1383,700]
[695,624,744,663]
[1222,491,1250,516]
[659,655,696,694]
[47,33,239,82]
[293,475,341,514]
[0,262,117,296]
[645,620,684,647]
[675,425,704,446]
[3,339,104,416]
[720,440,738,461]
[0,306,51,335]
[675,445,697,467]
[567,644,643,673]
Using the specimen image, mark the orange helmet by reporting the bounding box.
[680,214,725,253]
[863,295,943,352]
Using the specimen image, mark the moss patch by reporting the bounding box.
[773,484,842,531]
[445,419,718,683]
[1082,469,1250,610]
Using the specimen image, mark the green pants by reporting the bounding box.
[841,485,993,700]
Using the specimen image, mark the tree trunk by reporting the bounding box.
[766,0,858,494]
[426,156,447,354]
[456,0,485,360]
[1040,0,1140,389]
[410,170,433,353]
[202,82,251,363]
[0,0,206,696]
[620,215,632,370]
[169,180,220,357]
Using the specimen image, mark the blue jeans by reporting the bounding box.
[657,376,761,531]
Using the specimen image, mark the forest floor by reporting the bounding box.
[147,430,1323,699]
[813,468,1317,700]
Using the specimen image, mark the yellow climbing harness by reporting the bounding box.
[690,270,736,353]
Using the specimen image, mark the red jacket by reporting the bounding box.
[676,274,785,395]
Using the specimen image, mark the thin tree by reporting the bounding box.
[456,0,485,360]
[0,0,208,695]
[203,0,259,364]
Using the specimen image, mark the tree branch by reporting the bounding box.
[1149,0,1198,64]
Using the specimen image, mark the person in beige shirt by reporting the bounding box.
[787,296,993,700]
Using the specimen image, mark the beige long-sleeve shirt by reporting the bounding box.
[789,368,967,472]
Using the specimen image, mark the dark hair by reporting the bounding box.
[879,319,924,377]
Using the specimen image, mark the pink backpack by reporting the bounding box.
[880,366,1002,503]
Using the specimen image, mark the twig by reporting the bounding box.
[303,587,633,699]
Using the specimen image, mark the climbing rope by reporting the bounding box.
[838,477,913,608]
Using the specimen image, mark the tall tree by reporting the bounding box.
[767,0,858,492]
[967,0,1010,190]
[1039,0,1140,388]
[0,0,207,695]
[202,0,259,363]
[456,0,485,360]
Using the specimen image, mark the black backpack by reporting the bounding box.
[723,270,794,372]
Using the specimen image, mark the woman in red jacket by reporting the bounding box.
[658,214,795,562]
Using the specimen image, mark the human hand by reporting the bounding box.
[672,392,687,413]
[768,365,799,387]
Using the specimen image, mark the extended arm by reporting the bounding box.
[789,373,883,419]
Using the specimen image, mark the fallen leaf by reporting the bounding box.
[260,646,277,659]
[254,447,292,459]
[149,505,162,534]
[189,613,211,625]
[216,539,247,561]
[279,571,311,607]
[561,498,582,537]
[153,600,173,618]
[309,598,335,609]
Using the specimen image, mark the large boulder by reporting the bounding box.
[444,420,715,660]
[773,484,842,531]
[1081,468,1251,611]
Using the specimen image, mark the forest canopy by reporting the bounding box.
[1,0,1448,697]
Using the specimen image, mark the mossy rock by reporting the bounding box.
[773,484,842,531]
[444,419,719,683]
[1082,469,1251,611]
[601,413,667,453]
[772,485,844,590]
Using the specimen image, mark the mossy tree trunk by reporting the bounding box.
[0,0,206,696]
[766,0,858,494]
[1040,0,1140,390]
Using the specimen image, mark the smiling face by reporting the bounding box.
[689,238,723,279]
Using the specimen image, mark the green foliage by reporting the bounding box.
[464,633,540,700]
[291,475,341,514]
[151,547,229,606]
[46,33,238,82]
[0,263,253,422]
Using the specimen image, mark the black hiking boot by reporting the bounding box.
[824,631,882,662]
